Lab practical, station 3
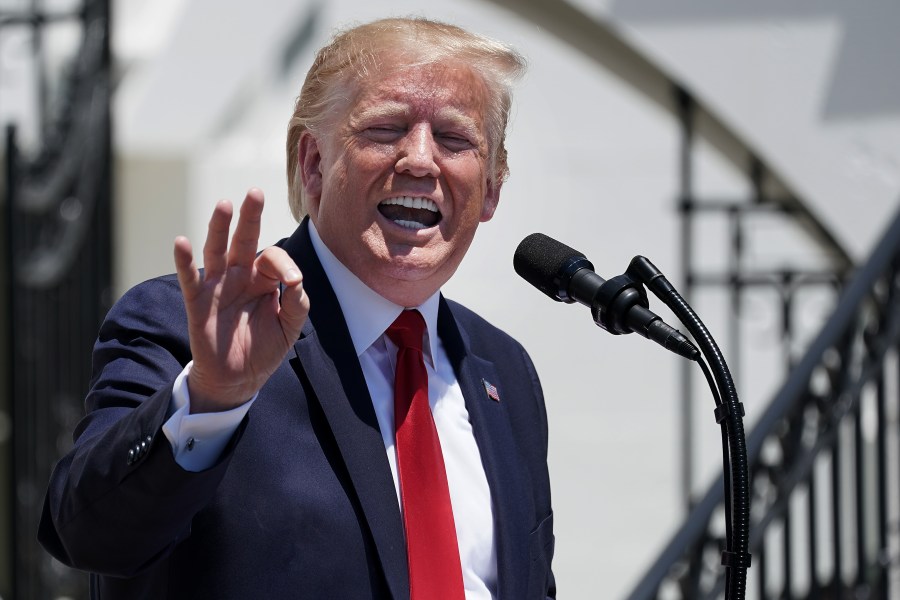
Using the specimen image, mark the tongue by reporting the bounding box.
[378,204,440,227]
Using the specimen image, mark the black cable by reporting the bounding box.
[696,352,735,595]
[696,358,733,534]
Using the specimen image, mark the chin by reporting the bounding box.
[379,258,441,283]
[375,259,455,299]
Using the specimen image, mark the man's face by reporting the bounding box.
[299,59,501,307]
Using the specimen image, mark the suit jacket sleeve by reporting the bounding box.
[38,275,242,577]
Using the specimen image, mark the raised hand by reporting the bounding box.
[173,188,310,413]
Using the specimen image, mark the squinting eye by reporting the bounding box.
[439,134,473,151]
[364,127,403,143]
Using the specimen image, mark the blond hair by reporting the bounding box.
[285,17,526,220]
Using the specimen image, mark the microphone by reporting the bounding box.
[513,233,699,360]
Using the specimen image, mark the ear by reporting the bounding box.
[299,132,324,213]
[480,179,502,223]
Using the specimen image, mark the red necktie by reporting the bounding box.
[387,310,466,600]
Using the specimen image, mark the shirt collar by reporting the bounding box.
[308,221,441,363]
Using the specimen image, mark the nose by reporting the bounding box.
[395,124,440,178]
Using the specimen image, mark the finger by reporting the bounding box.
[228,189,265,269]
[254,247,303,288]
[202,200,234,278]
[255,248,307,324]
[254,247,308,338]
[173,236,201,297]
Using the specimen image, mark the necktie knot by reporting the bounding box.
[386,310,426,353]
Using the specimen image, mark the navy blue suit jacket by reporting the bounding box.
[39,220,555,599]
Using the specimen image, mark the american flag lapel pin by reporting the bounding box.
[482,379,500,402]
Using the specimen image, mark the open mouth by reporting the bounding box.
[378,196,441,230]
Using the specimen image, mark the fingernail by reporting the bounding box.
[286,269,301,282]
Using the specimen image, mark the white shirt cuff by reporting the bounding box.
[162,361,256,472]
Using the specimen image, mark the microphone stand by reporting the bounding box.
[599,256,752,599]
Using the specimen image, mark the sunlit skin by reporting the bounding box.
[171,59,502,412]
[299,58,502,307]
[173,190,310,413]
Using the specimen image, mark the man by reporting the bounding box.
[40,17,555,599]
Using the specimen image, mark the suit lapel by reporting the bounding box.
[438,299,533,600]
[277,221,533,598]
[281,221,409,599]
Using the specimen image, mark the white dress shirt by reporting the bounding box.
[162,222,498,598]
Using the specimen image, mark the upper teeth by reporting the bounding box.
[380,196,438,212]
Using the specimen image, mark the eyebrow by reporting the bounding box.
[435,107,482,138]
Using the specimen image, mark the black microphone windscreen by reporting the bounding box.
[513,233,593,302]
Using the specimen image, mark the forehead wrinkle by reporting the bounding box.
[350,95,484,138]
[351,60,487,112]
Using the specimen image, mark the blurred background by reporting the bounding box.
[1,0,899,598]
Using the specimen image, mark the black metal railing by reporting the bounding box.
[628,203,900,599]
[674,88,854,511]
[1,0,112,597]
